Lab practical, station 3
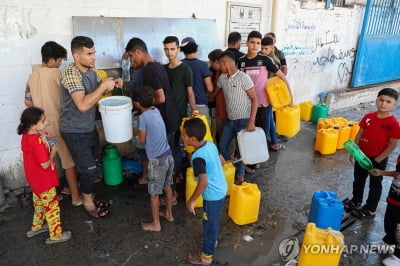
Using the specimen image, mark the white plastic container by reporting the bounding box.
[237,127,269,164]
[98,96,133,143]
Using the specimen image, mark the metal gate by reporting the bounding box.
[351,0,400,87]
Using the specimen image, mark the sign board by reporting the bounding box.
[226,1,262,45]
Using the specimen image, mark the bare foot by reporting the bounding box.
[138,176,148,185]
[141,222,161,232]
[160,211,174,222]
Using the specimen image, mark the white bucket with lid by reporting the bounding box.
[98,96,133,143]
[237,127,269,164]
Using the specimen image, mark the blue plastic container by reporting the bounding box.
[308,191,344,231]
[311,104,329,124]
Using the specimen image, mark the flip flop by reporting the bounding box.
[26,224,48,238]
[45,231,72,245]
[94,199,110,208]
[86,205,110,218]
[186,253,212,265]
[351,206,375,219]
[270,144,285,151]
[343,199,361,213]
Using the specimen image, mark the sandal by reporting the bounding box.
[343,199,360,213]
[270,144,285,151]
[45,231,72,245]
[26,224,48,238]
[94,199,110,209]
[86,206,110,218]
[351,206,376,219]
[186,252,212,265]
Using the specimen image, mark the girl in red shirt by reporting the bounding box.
[18,107,71,244]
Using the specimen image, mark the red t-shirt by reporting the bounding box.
[21,133,59,194]
[358,112,400,157]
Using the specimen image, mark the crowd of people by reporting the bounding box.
[17,30,400,265]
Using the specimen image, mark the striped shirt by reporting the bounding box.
[217,70,254,120]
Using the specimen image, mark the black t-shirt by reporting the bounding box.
[225,47,245,65]
[143,62,179,134]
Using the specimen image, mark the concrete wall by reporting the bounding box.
[273,0,364,104]
[0,0,272,189]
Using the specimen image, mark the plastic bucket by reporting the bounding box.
[98,96,133,143]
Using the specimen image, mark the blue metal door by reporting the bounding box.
[351,0,400,87]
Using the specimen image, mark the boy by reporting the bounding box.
[136,85,174,232]
[238,31,293,172]
[372,158,400,266]
[163,35,196,186]
[25,41,82,206]
[261,36,281,78]
[345,88,400,219]
[217,50,258,185]
[183,118,227,265]
[264,32,288,75]
[260,36,285,151]
[180,37,214,124]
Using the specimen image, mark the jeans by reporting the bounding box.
[267,106,278,145]
[219,118,249,176]
[352,156,388,212]
[202,198,225,257]
[61,131,100,194]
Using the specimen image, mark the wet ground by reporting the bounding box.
[1,102,399,266]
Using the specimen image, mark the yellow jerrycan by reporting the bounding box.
[185,167,203,207]
[315,128,338,155]
[265,76,291,108]
[223,161,235,196]
[316,118,333,131]
[298,223,344,266]
[300,101,313,121]
[228,182,261,225]
[276,105,300,138]
[335,125,351,150]
[331,117,348,127]
[180,110,213,154]
[348,121,360,141]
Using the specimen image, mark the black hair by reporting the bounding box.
[265,32,276,39]
[378,88,398,101]
[181,42,198,55]
[227,31,242,44]
[219,50,235,62]
[126,37,148,54]
[71,36,94,53]
[163,36,179,47]
[41,41,67,63]
[183,118,206,141]
[208,49,223,62]
[136,85,154,108]
[247,31,262,41]
[261,37,274,46]
[17,107,44,135]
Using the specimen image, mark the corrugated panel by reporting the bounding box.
[351,0,400,87]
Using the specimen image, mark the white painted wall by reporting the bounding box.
[274,1,364,104]
[0,0,272,188]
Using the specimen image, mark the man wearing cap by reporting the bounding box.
[180,37,214,125]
